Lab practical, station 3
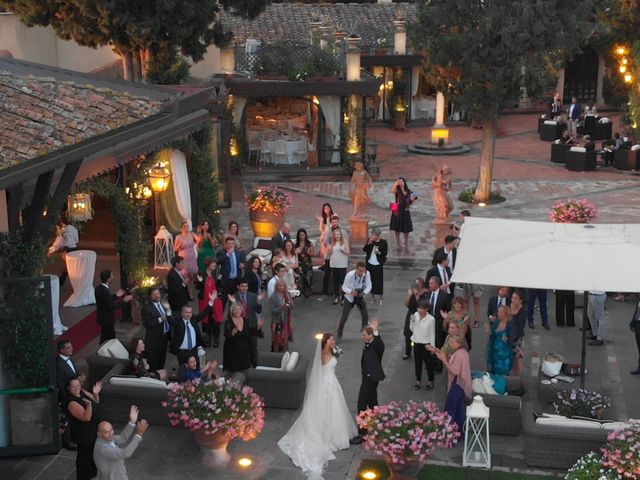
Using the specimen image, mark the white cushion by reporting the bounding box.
[107,339,129,360]
[280,352,290,370]
[554,139,561,144]
[602,422,634,431]
[97,339,115,357]
[631,144,640,151]
[248,248,272,264]
[598,117,611,123]
[109,376,168,390]
[472,375,498,395]
[544,120,557,125]
[255,366,281,371]
[536,418,602,429]
[570,147,586,153]
[285,351,300,371]
[540,413,568,419]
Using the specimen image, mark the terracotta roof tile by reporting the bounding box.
[221,2,416,49]
[0,70,165,170]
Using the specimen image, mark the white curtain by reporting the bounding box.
[318,96,341,164]
[233,96,248,129]
[410,66,420,120]
[161,149,192,231]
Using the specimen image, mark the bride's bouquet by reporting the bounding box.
[357,400,460,465]
[163,377,265,440]
[332,345,344,358]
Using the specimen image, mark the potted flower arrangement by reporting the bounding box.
[553,388,611,419]
[375,37,388,55]
[601,424,640,478]
[357,400,459,476]
[565,451,622,480]
[163,378,265,467]
[245,186,291,237]
[549,199,598,223]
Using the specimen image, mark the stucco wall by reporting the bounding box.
[190,44,222,80]
[0,13,118,72]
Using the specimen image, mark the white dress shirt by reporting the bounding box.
[341,270,372,303]
[409,311,436,345]
[179,319,198,350]
[438,265,450,294]
[59,354,76,373]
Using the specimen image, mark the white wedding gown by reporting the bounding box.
[278,342,357,479]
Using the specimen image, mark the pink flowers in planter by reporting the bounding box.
[549,199,598,224]
[356,400,459,465]
[601,424,640,478]
[163,377,265,441]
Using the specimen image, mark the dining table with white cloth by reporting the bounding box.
[260,138,307,165]
[63,250,97,307]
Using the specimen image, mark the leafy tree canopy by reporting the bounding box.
[411,0,597,121]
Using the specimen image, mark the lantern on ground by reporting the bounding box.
[67,193,93,222]
[463,395,491,469]
[154,226,174,270]
[149,163,171,193]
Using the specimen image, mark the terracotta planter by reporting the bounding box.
[385,457,422,480]
[193,430,231,468]
[249,209,284,238]
[393,113,406,130]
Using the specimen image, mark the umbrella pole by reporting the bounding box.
[580,291,588,389]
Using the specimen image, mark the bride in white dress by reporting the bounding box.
[278,333,357,479]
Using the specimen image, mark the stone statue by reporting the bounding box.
[349,161,372,218]
[432,164,454,221]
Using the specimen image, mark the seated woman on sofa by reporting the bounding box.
[177,354,218,382]
[128,338,168,381]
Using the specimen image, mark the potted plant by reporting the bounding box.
[553,388,611,419]
[375,37,388,55]
[565,451,623,480]
[245,186,291,237]
[549,199,598,223]
[357,400,459,477]
[163,378,265,468]
[601,424,640,478]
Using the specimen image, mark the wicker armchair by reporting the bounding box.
[474,376,525,436]
[245,351,308,410]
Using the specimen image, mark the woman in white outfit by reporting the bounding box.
[278,333,356,479]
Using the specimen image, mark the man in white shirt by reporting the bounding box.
[336,262,372,339]
[94,405,148,480]
[267,263,287,298]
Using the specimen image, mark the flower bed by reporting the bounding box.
[549,199,598,223]
[565,452,623,480]
[163,377,265,440]
[357,400,459,465]
[553,388,611,419]
[601,424,640,478]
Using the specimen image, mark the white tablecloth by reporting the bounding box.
[63,250,96,307]
[262,138,307,165]
[43,274,65,335]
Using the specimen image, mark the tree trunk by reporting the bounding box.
[474,119,497,203]
[132,49,142,82]
[140,49,150,81]
[121,51,134,81]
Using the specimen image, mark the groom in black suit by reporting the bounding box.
[351,320,385,444]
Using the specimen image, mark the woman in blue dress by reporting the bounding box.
[486,305,516,375]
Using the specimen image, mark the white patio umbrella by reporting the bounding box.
[450,217,640,386]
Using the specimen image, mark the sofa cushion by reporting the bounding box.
[97,339,116,357]
[107,340,129,359]
[285,352,299,371]
[570,147,586,153]
[280,352,290,370]
[535,417,602,429]
[544,120,558,125]
[255,366,281,372]
[602,421,634,431]
[598,117,611,123]
[631,144,640,151]
[109,376,168,390]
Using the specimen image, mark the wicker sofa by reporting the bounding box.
[522,403,609,469]
[474,376,525,436]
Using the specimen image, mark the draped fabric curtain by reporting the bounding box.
[410,66,420,120]
[160,149,192,231]
[233,96,248,129]
[318,96,341,164]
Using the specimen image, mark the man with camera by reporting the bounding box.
[336,262,372,339]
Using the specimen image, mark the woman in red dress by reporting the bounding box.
[195,257,224,347]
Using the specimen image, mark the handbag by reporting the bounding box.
[389,202,400,213]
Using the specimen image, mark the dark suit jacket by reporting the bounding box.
[569,103,582,120]
[168,306,211,354]
[55,356,79,393]
[425,266,454,295]
[630,302,640,330]
[216,249,246,286]
[270,231,291,253]
[431,246,457,269]
[361,334,385,382]
[95,284,120,327]
[227,291,263,329]
[167,268,189,311]
[487,295,512,321]
[142,301,170,340]
[427,289,450,348]
[363,239,388,265]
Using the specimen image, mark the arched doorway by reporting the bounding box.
[563,48,598,104]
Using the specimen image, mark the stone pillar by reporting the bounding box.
[319,26,332,51]
[309,20,323,47]
[431,92,449,144]
[393,20,406,55]
[349,217,369,246]
[346,35,361,82]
